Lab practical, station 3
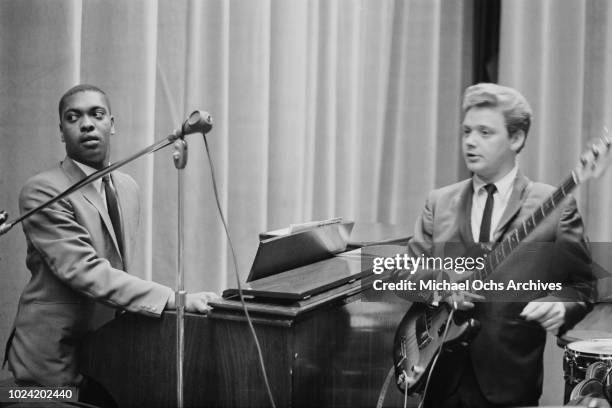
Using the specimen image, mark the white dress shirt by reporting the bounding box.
[73,160,108,210]
[470,164,518,242]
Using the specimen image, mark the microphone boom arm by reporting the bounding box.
[0,110,211,237]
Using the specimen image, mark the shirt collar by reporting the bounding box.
[72,160,105,195]
[472,163,518,197]
[72,160,100,177]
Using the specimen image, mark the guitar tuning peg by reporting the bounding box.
[602,126,611,150]
[592,144,600,158]
[601,134,612,150]
[580,155,588,167]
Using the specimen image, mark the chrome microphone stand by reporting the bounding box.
[172,137,188,408]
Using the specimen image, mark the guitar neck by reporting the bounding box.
[469,172,579,282]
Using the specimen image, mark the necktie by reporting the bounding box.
[102,175,124,258]
[478,183,497,243]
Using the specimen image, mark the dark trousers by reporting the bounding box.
[423,349,537,408]
[424,360,494,408]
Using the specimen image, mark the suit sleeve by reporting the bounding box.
[407,192,435,259]
[19,178,173,317]
[541,196,596,333]
[397,192,447,302]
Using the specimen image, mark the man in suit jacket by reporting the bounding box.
[404,83,594,407]
[4,84,217,404]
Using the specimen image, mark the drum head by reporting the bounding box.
[568,339,612,357]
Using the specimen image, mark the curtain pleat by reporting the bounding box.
[500,1,612,404]
[0,0,83,354]
[81,0,160,281]
[500,0,612,242]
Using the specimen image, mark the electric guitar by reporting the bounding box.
[393,133,612,395]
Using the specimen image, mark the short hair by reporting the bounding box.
[462,83,533,152]
[58,84,111,120]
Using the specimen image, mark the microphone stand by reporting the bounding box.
[0,111,213,408]
[172,137,188,408]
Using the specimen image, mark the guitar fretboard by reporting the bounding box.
[469,173,578,283]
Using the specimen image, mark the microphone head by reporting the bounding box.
[181,110,213,135]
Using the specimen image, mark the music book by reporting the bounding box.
[260,217,343,239]
[245,220,354,283]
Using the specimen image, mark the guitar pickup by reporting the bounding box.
[418,332,432,349]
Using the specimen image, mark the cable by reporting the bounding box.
[202,135,277,408]
[404,371,409,408]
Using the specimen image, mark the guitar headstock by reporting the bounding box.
[573,128,612,184]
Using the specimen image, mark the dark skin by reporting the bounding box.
[59,90,115,170]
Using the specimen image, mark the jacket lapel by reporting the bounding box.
[457,180,475,244]
[493,170,531,240]
[60,157,123,262]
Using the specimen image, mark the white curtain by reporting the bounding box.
[500,1,612,404]
[500,0,612,241]
[0,0,470,375]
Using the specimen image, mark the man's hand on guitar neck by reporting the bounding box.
[520,301,566,333]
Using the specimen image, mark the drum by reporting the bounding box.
[564,339,612,402]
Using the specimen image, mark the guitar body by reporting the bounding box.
[392,243,487,394]
[393,303,481,394]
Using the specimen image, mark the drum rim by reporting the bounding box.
[566,338,612,356]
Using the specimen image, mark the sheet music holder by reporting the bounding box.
[246,221,353,283]
[223,222,360,301]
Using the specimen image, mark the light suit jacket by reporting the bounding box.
[6,157,173,386]
[408,171,595,406]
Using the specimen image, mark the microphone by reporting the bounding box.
[180,110,213,136]
[170,110,213,140]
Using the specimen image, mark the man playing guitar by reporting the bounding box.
[401,83,596,407]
